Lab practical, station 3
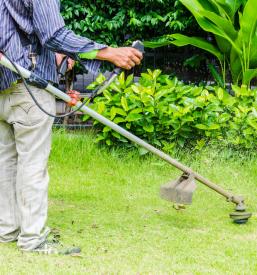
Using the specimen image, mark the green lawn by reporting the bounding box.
[1,131,256,274]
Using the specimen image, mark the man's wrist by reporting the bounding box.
[96,47,114,61]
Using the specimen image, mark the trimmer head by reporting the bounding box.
[230,211,252,224]
[160,173,197,205]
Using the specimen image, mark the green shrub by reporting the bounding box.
[84,70,257,151]
[60,0,195,46]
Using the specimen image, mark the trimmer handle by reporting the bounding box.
[114,40,145,75]
[132,40,145,54]
[58,40,145,76]
[58,56,69,77]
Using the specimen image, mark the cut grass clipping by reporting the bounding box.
[0,130,256,274]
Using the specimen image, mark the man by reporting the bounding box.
[0,0,142,254]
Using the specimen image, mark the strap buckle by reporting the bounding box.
[28,46,37,71]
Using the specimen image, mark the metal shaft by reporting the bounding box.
[0,55,244,206]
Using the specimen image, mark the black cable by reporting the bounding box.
[0,50,92,119]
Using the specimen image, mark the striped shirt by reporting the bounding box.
[0,0,107,92]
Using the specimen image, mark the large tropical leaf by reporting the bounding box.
[236,0,257,84]
[239,0,257,41]
[143,39,173,49]
[214,0,246,20]
[200,10,237,39]
[249,35,257,67]
[180,0,242,54]
[170,34,224,62]
[230,47,242,84]
[144,34,224,63]
[215,36,231,55]
[243,69,257,85]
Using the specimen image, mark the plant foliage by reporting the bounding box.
[60,0,194,46]
[144,0,257,87]
[84,70,257,151]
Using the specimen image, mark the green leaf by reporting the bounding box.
[152,69,162,80]
[208,64,225,87]
[112,132,121,139]
[121,96,129,111]
[126,113,142,122]
[216,87,224,100]
[103,126,111,133]
[247,119,257,130]
[243,69,257,86]
[130,108,143,114]
[138,147,149,156]
[113,117,126,124]
[97,102,106,114]
[103,90,112,101]
[208,124,221,130]
[143,124,155,132]
[106,139,112,146]
[180,0,242,54]
[125,74,134,87]
[115,108,127,117]
[195,124,208,130]
[118,72,125,86]
[170,34,224,63]
[110,107,116,120]
[131,85,140,94]
[96,74,106,84]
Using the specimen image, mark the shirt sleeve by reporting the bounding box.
[45,27,107,74]
[32,0,65,45]
[32,0,107,74]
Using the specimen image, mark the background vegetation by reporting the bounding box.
[60,0,196,46]
[144,0,257,87]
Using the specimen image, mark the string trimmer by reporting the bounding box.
[0,41,252,224]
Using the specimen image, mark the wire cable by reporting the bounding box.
[0,50,93,119]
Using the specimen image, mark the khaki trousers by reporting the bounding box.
[0,83,55,250]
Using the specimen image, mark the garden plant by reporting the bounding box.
[60,0,194,46]
[145,0,257,87]
[85,70,257,151]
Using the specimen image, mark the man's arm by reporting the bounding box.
[33,0,142,70]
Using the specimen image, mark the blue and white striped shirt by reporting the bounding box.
[0,0,107,91]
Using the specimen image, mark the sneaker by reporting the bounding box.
[31,240,81,255]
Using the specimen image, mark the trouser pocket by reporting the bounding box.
[9,85,56,126]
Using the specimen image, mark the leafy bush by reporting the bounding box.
[144,0,257,87]
[60,0,195,46]
[84,70,257,151]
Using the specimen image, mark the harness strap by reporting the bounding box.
[14,21,41,71]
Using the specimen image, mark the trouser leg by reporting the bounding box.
[0,120,19,242]
[7,84,56,250]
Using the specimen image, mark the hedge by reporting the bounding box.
[60,0,196,46]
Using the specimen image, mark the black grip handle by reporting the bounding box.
[114,41,145,75]
[132,40,145,54]
[58,56,69,77]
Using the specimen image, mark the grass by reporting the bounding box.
[0,130,256,274]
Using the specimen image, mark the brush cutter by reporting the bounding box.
[0,42,252,224]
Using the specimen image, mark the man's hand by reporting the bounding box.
[96,47,143,70]
[56,53,75,72]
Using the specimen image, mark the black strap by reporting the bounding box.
[15,25,31,47]
[14,21,41,55]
